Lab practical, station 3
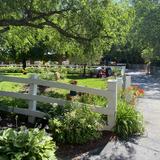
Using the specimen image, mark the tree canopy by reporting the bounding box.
[0,0,134,65]
[1,0,159,65]
[0,0,108,42]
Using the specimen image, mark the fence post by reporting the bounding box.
[117,77,123,92]
[107,79,117,130]
[28,74,38,123]
[121,66,126,76]
[121,66,126,90]
[125,75,131,89]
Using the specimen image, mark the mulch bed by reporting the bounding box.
[56,131,116,160]
[0,111,47,129]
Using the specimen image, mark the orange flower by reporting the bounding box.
[127,85,144,97]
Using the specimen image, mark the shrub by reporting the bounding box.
[114,100,144,139]
[112,68,121,76]
[78,93,108,107]
[0,128,57,160]
[0,67,22,73]
[39,72,56,81]
[49,103,103,144]
[0,97,27,108]
[68,68,82,74]
[26,67,43,73]
[57,66,67,79]
[0,67,42,73]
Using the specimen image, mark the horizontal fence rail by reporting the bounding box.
[0,75,110,98]
[0,105,46,118]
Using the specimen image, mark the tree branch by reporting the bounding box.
[0,8,92,42]
[43,20,92,42]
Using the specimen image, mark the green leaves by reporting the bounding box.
[0,128,57,160]
[131,0,160,58]
[0,0,135,65]
[114,100,144,139]
[49,103,103,144]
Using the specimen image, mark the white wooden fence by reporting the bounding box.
[0,74,131,131]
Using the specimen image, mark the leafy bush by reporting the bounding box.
[49,103,103,144]
[114,100,144,139]
[0,97,27,108]
[57,66,67,79]
[0,67,22,73]
[78,93,108,107]
[0,67,43,73]
[66,67,82,74]
[26,67,43,73]
[39,72,56,81]
[0,128,57,160]
[112,67,121,76]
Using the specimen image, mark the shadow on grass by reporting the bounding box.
[66,74,88,80]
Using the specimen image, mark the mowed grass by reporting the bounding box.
[0,73,107,92]
[0,73,28,92]
[60,78,107,89]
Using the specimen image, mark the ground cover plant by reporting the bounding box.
[0,128,57,160]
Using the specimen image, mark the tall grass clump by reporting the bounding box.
[115,100,144,139]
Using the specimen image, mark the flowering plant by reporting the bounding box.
[128,85,144,97]
[125,85,144,105]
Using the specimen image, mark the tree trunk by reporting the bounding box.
[22,57,26,70]
[83,64,87,77]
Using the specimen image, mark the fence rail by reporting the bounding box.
[0,74,131,130]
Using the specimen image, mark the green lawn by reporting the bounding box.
[60,78,107,89]
[0,73,108,92]
[0,73,28,92]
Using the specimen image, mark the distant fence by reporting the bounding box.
[0,74,131,131]
[0,63,126,72]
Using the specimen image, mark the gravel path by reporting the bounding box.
[86,72,160,160]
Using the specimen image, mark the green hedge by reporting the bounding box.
[0,67,22,73]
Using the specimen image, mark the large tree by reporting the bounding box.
[130,0,160,62]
